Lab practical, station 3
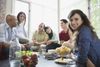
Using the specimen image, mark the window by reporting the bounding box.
[91,0,100,38]
[14,0,30,37]
[14,0,89,39]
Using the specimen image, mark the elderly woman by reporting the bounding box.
[32,23,48,51]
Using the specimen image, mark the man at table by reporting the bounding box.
[0,15,20,67]
[59,19,70,45]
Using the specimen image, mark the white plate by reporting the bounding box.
[55,58,73,64]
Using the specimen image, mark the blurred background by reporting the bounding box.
[0,0,100,39]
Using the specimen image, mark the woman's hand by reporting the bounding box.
[46,40,52,45]
[21,44,26,50]
[62,40,75,49]
[32,40,37,44]
[62,40,71,47]
[35,42,41,45]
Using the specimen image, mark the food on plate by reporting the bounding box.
[55,58,73,64]
[56,46,71,55]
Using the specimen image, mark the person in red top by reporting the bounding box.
[59,19,70,45]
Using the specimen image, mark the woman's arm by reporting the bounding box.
[77,26,92,65]
[32,31,37,44]
[51,33,58,42]
[47,33,58,45]
[87,58,95,67]
[77,38,91,63]
[62,40,75,49]
[39,33,49,45]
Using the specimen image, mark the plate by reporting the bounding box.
[55,58,73,65]
[44,53,59,60]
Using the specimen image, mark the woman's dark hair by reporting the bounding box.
[17,11,26,25]
[60,19,68,24]
[68,9,98,39]
[45,26,53,39]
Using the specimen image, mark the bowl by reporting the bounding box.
[19,38,29,44]
[48,49,56,54]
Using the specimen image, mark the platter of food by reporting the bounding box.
[54,58,73,65]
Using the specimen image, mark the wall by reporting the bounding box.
[91,0,100,38]
[0,0,15,23]
[6,0,15,15]
[0,0,6,23]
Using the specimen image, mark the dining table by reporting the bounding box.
[36,54,76,67]
[10,52,76,67]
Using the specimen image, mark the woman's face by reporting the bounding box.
[19,13,25,22]
[70,13,83,30]
[46,27,51,34]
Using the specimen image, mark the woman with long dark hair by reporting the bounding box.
[16,12,27,38]
[68,9,100,67]
[45,26,60,52]
[16,12,29,50]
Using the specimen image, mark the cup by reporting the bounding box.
[40,44,46,55]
